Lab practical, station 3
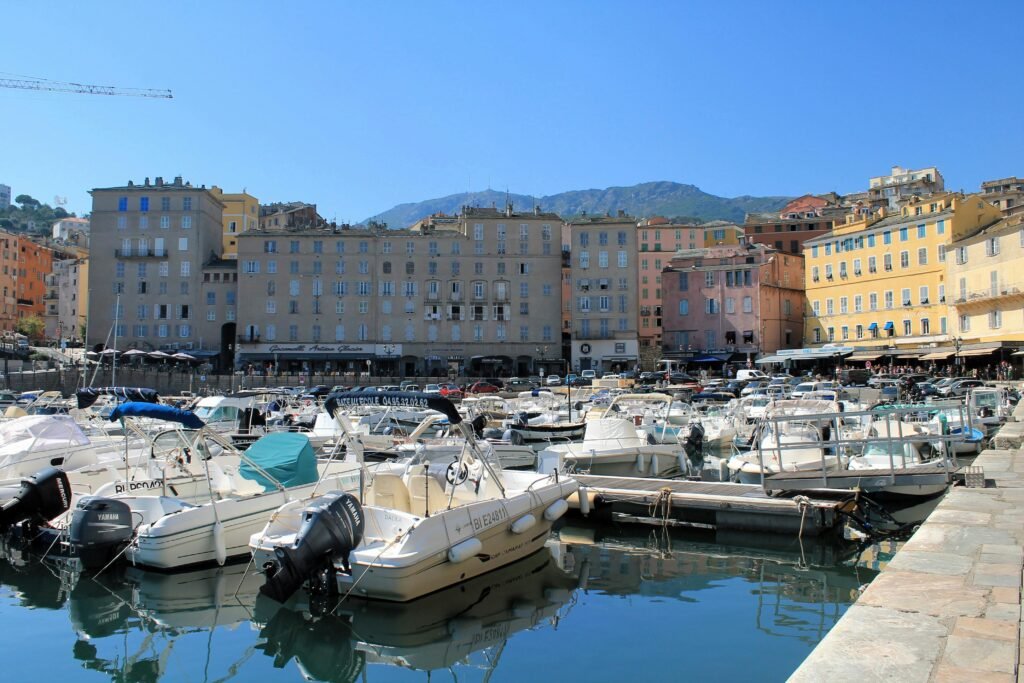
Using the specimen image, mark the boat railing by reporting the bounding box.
[753,403,973,490]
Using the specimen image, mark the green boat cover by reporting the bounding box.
[239,432,319,491]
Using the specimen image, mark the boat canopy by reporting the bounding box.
[77,387,160,409]
[238,432,318,491]
[108,402,206,429]
[325,391,462,424]
[0,415,90,466]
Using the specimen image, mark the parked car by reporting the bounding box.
[306,384,333,397]
[466,381,500,394]
[423,384,442,396]
[506,377,534,391]
[580,369,597,382]
[565,373,579,386]
[939,378,985,397]
[545,375,562,386]
[740,381,769,396]
[601,373,620,380]
[0,391,17,408]
[639,371,657,382]
[439,383,463,400]
[527,376,543,387]
[867,373,899,388]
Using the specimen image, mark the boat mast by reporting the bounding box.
[112,292,120,386]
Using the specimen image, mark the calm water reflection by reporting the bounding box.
[0,524,880,682]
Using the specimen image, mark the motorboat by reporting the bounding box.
[2,402,365,572]
[505,390,586,444]
[253,391,578,603]
[536,408,695,479]
[846,419,952,497]
[726,399,843,484]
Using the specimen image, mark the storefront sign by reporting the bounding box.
[242,343,402,356]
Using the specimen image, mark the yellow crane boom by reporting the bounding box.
[0,77,172,98]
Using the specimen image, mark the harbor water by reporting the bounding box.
[0,523,891,682]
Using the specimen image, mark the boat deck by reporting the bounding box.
[572,474,847,536]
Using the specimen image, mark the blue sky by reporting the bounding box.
[2,1,1021,223]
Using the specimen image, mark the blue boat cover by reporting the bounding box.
[239,432,319,491]
[108,402,205,428]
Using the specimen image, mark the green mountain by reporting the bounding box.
[366,181,791,228]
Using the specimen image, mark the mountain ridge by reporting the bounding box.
[366,181,792,228]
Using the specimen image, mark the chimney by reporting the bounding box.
[505,202,513,217]
[144,177,150,186]
[156,177,164,186]
[617,209,626,218]
[174,176,183,186]
[534,204,540,215]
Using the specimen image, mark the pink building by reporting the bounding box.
[661,243,805,366]
[637,217,704,366]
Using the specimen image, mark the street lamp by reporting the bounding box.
[535,345,548,378]
[384,343,397,379]
[954,336,963,371]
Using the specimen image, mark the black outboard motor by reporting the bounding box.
[261,492,364,604]
[682,423,705,462]
[68,497,134,571]
[0,467,72,531]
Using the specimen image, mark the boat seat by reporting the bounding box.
[407,473,448,517]
[206,460,266,497]
[127,496,196,526]
[367,473,411,513]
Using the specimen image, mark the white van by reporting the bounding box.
[736,369,769,382]
[580,369,597,381]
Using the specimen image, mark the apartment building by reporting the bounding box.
[0,184,10,209]
[862,165,945,210]
[743,194,844,255]
[0,231,19,334]
[804,193,1002,361]
[980,177,1024,218]
[44,258,88,342]
[945,213,1024,363]
[88,176,230,362]
[235,204,563,378]
[700,220,744,247]
[636,217,703,367]
[211,187,259,259]
[16,240,53,328]
[566,213,639,373]
[52,217,90,242]
[661,243,804,365]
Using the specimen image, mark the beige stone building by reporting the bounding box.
[980,177,1024,218]
[88,176,233,365]
[566,213,639,373]
[234,204,563,378]
[210,187,259,260]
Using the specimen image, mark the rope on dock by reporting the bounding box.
[648,487,673,527]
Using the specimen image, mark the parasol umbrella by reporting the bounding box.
[148,350,172,359]
[100,348,121,356]
[122,349,147,357]
[85,350,99,358]
[172,352,197,362]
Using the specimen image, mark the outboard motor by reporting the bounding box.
[470,415,488,437]
[0,467,72,531]
[68,497,134,571]
[261,492,364,604]
[682,423,705,462]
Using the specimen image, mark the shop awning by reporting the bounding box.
[1012,350,1024,356]
[867,322,878,330]
[883,321,895,331]
[691,355,725,363]
[920,351,952,360]
[848,352,881,361]
[755,355,785,364]
[960,348,998,357]
[897,353,921,359]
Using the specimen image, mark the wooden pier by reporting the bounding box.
[570,474,849,536]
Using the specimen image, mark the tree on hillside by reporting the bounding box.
[15,194,40,209]
[16,315,46,341]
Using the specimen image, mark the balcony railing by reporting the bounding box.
[115,248,166,259]
[953,286,1024,308]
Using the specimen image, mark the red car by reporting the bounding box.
[466,381,500,394]
[439,383,464,400]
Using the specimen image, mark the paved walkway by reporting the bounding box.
[790,408,1024,682]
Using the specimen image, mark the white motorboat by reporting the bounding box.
[10,402,366,572]
[536,411,691,479]
[846,419,952,497]
[253,391,578,603]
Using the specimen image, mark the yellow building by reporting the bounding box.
[701,220,744,246]
[945,213,1024,360]
[803,193,1002,363]
[210,187,258,259]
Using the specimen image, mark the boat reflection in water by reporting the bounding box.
[255,547,578,681]
[0,511,921,682]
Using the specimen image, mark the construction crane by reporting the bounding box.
[0,76,172,99]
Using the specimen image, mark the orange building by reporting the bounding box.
[0,231,17,335]
[16,239,53,335]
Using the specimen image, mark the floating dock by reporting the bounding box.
[570,474,848,536]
